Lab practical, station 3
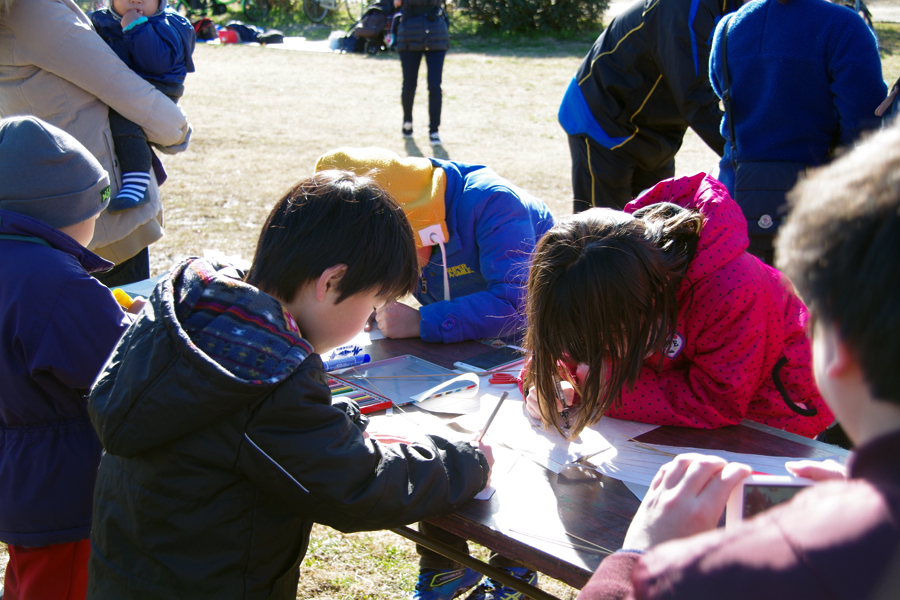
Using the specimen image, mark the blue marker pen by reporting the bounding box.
[323,353,371,372]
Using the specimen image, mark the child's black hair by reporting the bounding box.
[777,124,900,405]
[245,170,419,306]
[524,203,703,438]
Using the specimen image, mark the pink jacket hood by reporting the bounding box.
[627,172,749,289]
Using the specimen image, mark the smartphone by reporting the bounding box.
[454,345,525,373]
[725,474,813,529]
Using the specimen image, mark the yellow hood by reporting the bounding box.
[315,147,448,249]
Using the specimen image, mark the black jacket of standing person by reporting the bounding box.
[395,0,449,51]
[86,258,489,600]
[560,0,740,171]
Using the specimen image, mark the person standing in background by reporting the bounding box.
[709,0,885,265]
[394,0,448,147]
[559,0,739,212]
[0,0,192,286]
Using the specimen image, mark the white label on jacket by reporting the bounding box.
[665,333,685,360]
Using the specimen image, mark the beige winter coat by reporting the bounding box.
[0,0,191,263]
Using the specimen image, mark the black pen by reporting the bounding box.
[474,392,509,443]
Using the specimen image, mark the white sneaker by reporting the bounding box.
[429,132,442,146]
[402,122,413,138]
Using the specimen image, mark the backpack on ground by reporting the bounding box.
[349,0,394,54]
[193,18,218,41]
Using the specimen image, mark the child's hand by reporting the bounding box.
[126,296,147,315]
[524,381,575,420]
[372,301,420,339]
[475,439,494,488]
[366,432,415,445]
[622,454,751,551]
[120,9,143,28]
[785,458,846,481]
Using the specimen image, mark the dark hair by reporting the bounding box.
[777,124,900,405]
[524,203,703,438]
[245,170,419,305]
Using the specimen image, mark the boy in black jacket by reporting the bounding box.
[87,170,493,599]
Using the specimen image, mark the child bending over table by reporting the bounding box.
[316,147,553,599]
[86,170,493,599]
[520,172,832,440]
[316,147,555,344]
[576,113,900,600]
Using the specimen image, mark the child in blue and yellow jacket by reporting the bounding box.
[0,116,142,600]
[90,0,195,214]
[316,147,556,344]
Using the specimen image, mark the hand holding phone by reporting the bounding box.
[725,474,813,529]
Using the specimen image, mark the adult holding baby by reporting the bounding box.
[0,0,192,286]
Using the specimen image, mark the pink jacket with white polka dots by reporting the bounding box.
[604,173,832,438]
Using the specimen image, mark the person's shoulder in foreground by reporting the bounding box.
[0,115,134,556]
[577,123,900,600]
[87,170,492,599]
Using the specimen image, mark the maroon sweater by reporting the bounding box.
[578,429,900,600]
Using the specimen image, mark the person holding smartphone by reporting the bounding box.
[576,118,900,600]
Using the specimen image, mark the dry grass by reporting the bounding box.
[153,37,722,275]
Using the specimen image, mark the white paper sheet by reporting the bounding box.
[587,442,845,487]
[452,398,624,474]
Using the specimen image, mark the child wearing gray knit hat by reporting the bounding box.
[0,115,111,232]
[0,115,141,600]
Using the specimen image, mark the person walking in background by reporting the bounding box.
[0,0,192,287]
[394,0,448,147]
[710,0,885,265]
[559,0,740,212]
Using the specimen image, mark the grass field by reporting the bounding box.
[2,15,899,600]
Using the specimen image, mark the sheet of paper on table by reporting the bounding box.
[586,442,845,492]
[450,396,658,474]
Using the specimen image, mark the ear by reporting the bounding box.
[819,321,856,379]
[314,264,348,302]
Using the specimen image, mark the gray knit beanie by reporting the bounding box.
[0,116,110,229]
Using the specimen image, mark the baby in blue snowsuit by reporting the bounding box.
[90,0,195,214]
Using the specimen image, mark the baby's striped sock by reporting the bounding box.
[107,172,152,214]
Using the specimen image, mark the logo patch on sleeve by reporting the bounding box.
[665,333,685,359]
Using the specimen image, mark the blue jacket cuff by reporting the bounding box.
[123,15,148,32]
[419,309,441,343]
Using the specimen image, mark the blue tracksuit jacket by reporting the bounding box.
[415,160,555,343]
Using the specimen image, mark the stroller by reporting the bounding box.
[347,0,398,54]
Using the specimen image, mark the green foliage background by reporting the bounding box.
[461,0,608,35]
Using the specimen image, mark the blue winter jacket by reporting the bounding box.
[710,0,886,194]
[90,1,195,90]
[0,210,131,547]
[415,160,555,343]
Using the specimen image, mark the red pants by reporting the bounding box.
[4,539,90,600]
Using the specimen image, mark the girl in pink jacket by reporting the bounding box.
[521,172,831,439]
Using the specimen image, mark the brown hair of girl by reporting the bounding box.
[523,203,703,438]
